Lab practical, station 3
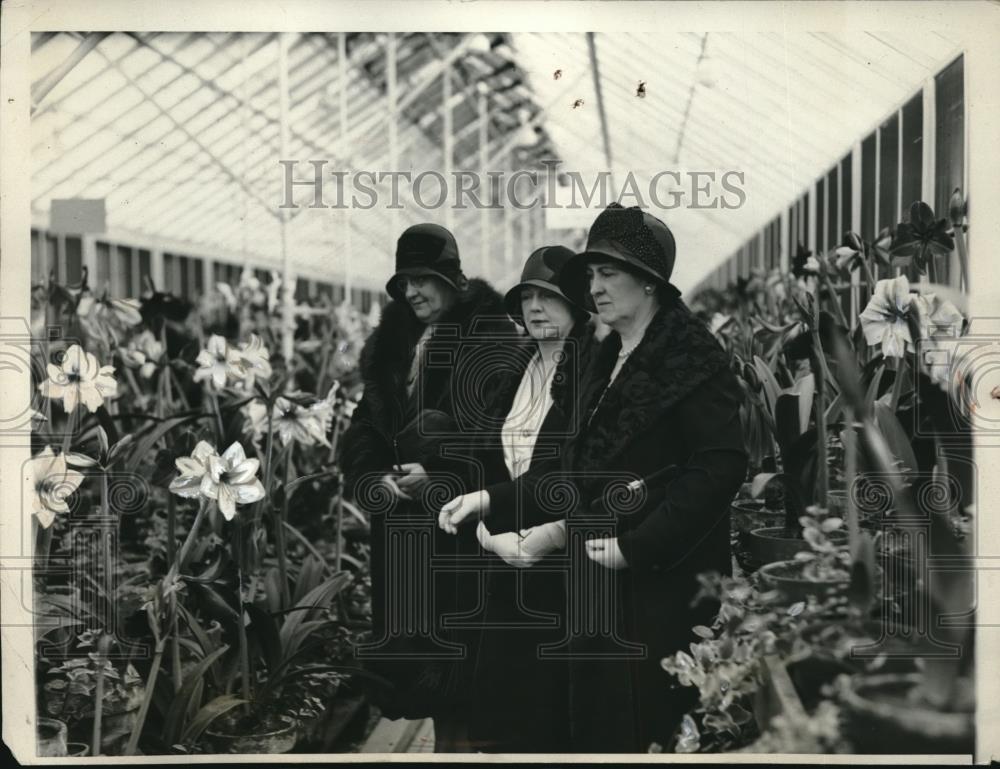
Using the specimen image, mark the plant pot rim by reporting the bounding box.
[750,526,848,542]
[207,712,297,740]
[758,559,850,586]
[841,672,974,729]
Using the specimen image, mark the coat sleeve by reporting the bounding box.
[615,371,748,573]
[483,443,567,533]
[340,393,393,501]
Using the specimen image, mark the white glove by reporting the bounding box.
[476,521,540,568]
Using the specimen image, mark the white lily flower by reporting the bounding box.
[234,334,272,389]
[200,442,265,520]
[168,440,220,499]
[27,447,85,528]
[859,276,914,359]
[193,335,245,390]
[39,344,118,413]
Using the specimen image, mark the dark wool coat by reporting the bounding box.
[464,321,595,753]
[556,296,747,753]
[340,278,516,720]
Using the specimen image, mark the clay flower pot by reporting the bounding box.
[839,673,973,754]
[747,526,848,569]
[207,713,298,754]
[36,717,68,757]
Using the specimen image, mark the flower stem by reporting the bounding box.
[210,392,225,444]
[91,635,111,756]
[953,222,969,293]
[844,406,860,557]
[812,289,829,509]
[176,498,209,574]
[124,637,166,755]
[889,356,907,414]
[277,445,292,609]
[234,519,252,716]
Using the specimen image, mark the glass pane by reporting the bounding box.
[96,241,111,291]
[901,92,923,214]
[878,113,900,231]
[64,236,82,285]
[31,230,44,284]
[139,250,151,292]
[861,133,877,240]
[840,154,852,239]
[935,54,964,286]
[118,246,133,298]
[46,235,59,282]
[179,255,190,297]
[827,168,838,253]
[192,257,204,295]
[815,181,825,254]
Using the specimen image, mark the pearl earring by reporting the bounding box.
[644,285,654,294]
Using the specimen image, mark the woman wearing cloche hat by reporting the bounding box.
[341,222,517,751]
[439,244,594,752]
[441,203,748,752]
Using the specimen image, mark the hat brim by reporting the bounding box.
[385,267,459,302]
[503,279,583,323]
[559,245,670,312]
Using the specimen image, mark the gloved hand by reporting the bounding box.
[476,521,540,568]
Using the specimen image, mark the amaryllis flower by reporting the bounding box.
[859,276,914,359]
[233,335,272,389]
[872,225,895,268]
[168,441,219,498]
[39,344,118,413]
[193,335,245,390]
[890,200,955,273]
[913,292,966,390]
[201,442,265,520]
[120,330,164,379]
[891,200,955,272]
[27,447,85,528]
[77,293,143,347]
[272,397,330,447]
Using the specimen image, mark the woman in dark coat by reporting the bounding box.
[340,222,516,751]
[438,245,594,752]
[546,203,747,752]
[562,204,747,752]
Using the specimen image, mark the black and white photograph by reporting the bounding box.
[1,0,999,761]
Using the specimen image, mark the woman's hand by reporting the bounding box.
[518,520,567,557]
[584,537,627,570]
[380,473,412,501]
[395,462,429,497]
[438,490,490,535]
[476,521,540,568]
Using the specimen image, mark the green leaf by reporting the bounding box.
[847,532,878,612]
[124,414,203,473]
[163,644,230,744]
[180,694,248,744]
[292,554,325,606]
[692,625,714,639]
[278,571,350,658]
[749,472,785,500]
[872,401,919,480]
[753,355,781,417]
[245,603,282,674]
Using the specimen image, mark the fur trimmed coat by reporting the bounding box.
[558,296,748,752]
[341,278,516,720]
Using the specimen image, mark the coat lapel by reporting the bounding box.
[571,299,732,473]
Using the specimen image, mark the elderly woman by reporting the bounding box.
[446,203,748,751]
[341,223,515,751]
[438,245,593,752]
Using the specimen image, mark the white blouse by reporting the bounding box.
[501,350,557,480]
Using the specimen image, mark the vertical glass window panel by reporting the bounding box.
[45,234,59,282]
[295,278,309,303]
[64,237,82,286]
[788,205,796,259]
[878,113,900,231]
[901,92,923,214]
[179,256,190,297]
[935,54,964,215]
[138,250,151,293]
[117,246,133,298]
[936,54,964,287]
[31,230,44,284]
[192,258,204,296]
[801,194,809,249]
[361,290,372,314]
[840,154,852,240]
[815,181,826,255]
[96,241,111,292]
[861,133,877,241]
[826,168,838,253]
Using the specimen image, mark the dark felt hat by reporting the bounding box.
[503,245,586,323]
[560,203,680,312]
[386,223,464,301]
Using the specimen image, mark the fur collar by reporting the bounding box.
[357,278,512,439]
[568,297,731,472]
